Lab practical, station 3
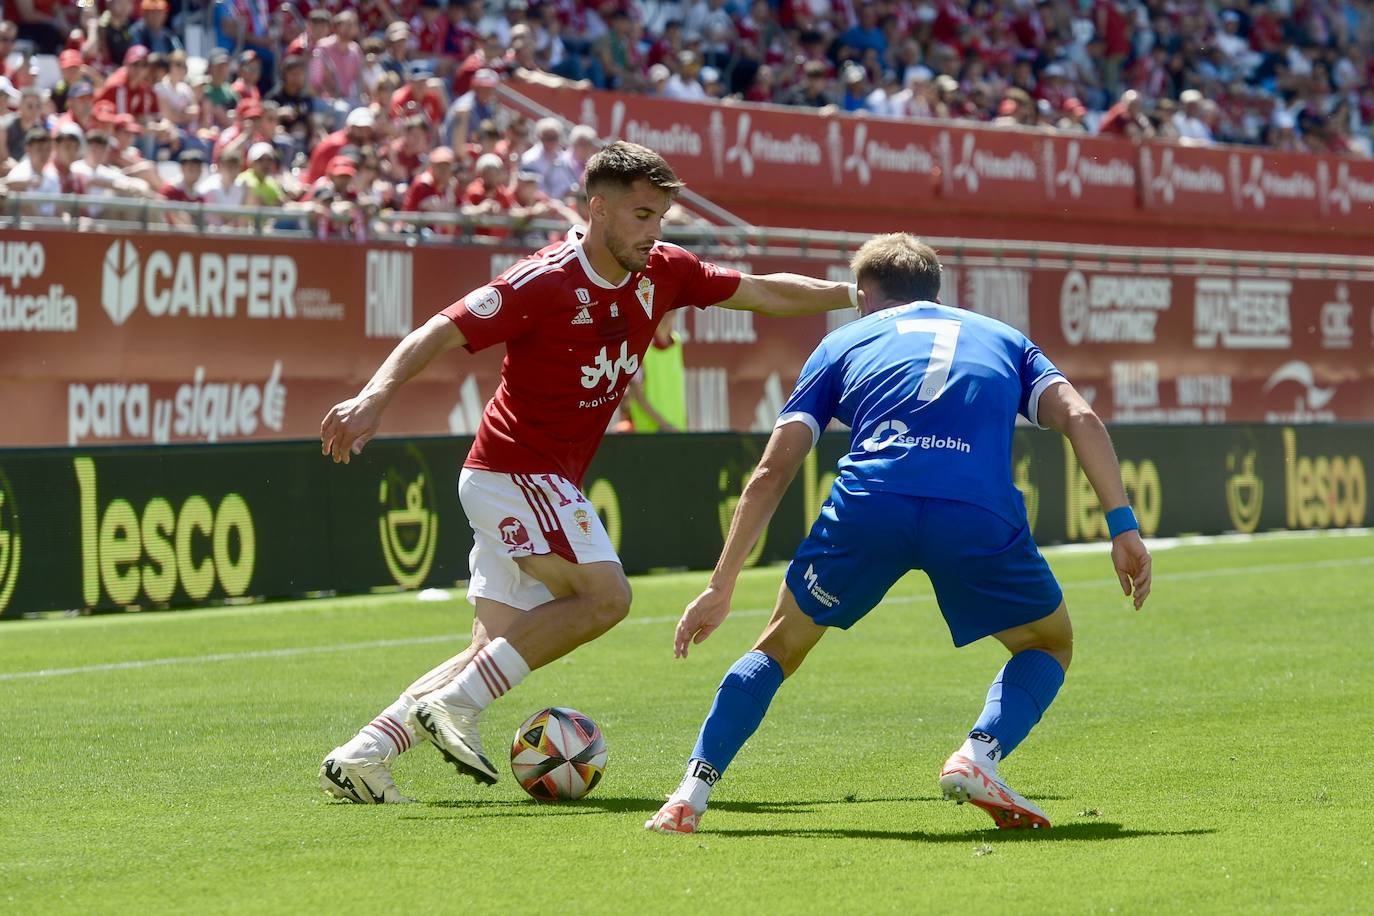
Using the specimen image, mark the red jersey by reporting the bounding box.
[401,169,455,212]
[96,69,157,117]
[441,228,741,485]
[389,85,444,125]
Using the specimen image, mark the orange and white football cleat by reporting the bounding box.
[644,801,701,834]
[938,753,1051,830]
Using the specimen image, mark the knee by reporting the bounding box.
[1032,629,1073,672]
[1047,640,1073,672]
[583,576,632,630]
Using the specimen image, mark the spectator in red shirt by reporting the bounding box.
[160,147,206,226]
[213,97,267,164]
[390,62,445,131]
[96,46,157,118]
[1095,89,1155,140]
[442,1,480,60]
[1094,0,1132,96]
[412,0,448,57]
[305,106,376,184]
[287,9,332,58]
[232,50,264,102]
[383,115,429,184]
[463,151,514,236]
[401,144,458,217]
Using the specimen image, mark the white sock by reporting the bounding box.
[961,731,1003,769]
[436,638,531,711]
[667,759,719,814]
[346,695,419,761]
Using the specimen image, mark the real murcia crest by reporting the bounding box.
[635,277,655,319]
[576,287,591,304]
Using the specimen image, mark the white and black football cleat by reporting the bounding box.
[319,751,415,804]
[407,699,500,785]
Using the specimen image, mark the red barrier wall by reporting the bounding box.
[2,228,1371,448]
[513,81,1374,254]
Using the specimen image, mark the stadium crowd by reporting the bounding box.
[0,0,1369,232]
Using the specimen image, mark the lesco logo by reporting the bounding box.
[76,457,256,606]
[378,445,438,589]
[0,467,21,615]
[862,419,913,452]
[1225,448,1263,534]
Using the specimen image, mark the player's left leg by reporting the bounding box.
[647,583,826,834]
[408,470,629,789]
[320,598,523,803]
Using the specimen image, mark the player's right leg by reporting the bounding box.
[938,600,1070,829]
[647,583,826,834]
[319,598,522,803]
[919,499,1069,829]
[650,484,908,834]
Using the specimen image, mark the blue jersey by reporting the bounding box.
[778,302,1066,527]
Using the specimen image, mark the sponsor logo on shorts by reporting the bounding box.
[802,563,839,608]
[499,516,532,553]
[466,285,502,319]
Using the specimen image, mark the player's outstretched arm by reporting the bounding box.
[321,314,467,464]
[717,273,863,317]
[676,421,813,657]
[1038,380,1153,609]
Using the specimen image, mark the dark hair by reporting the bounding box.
[86,130,110,146]
[583,140,684,197]
[850,233,943,303]
[24,126,51,146]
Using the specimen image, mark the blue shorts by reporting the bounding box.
[784,484,1063,647]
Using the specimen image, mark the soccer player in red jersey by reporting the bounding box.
[318,141,861,803]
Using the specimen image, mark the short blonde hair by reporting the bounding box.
[850,233,942,304]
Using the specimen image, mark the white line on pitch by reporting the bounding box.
[2,554,1370,682]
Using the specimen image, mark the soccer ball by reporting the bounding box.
[510,707,608,802]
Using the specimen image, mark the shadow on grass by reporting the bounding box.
[704,823,1217,843]
[416,794,942,815]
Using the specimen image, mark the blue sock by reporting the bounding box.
[688,650,786,778]
[970,649,1065,759]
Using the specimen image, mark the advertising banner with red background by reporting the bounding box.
[2,228,1372,449]
[510,81,1374,248]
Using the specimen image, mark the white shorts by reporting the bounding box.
[458,468,620,611]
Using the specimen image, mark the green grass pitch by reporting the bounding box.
[3,531,1372,914]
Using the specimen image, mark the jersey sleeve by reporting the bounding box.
[776,341,837,447]
[1017,339,1068,428]
[661,244,742,309]
[439,274,536,353]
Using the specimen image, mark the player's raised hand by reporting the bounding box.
[1111,530,1152,610]
[320,393,384,465]
[675,586,733,658]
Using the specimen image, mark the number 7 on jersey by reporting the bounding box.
[896,318,962,402]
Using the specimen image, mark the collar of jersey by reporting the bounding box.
[567,226,632,290]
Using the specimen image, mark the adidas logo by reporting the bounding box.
[571,306,593,325]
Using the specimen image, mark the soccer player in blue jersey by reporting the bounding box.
[646,233,1152,834]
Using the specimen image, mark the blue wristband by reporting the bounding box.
[1106,505,1138,538]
